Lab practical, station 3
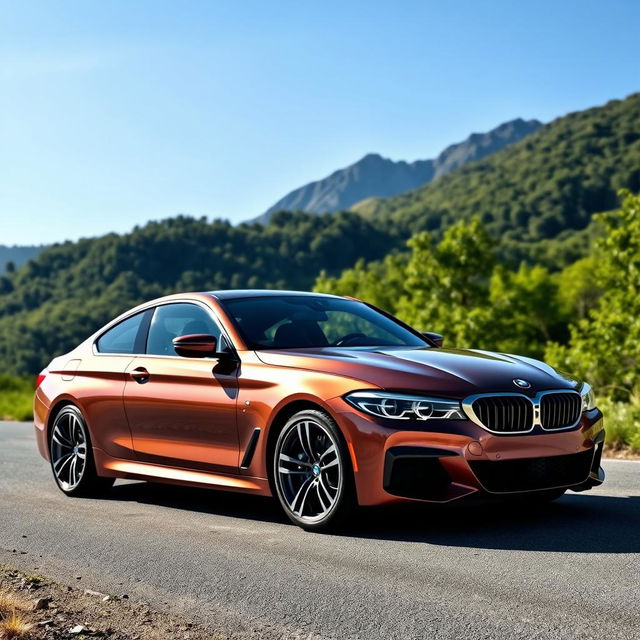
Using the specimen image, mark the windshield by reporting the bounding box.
[221,295,428,350]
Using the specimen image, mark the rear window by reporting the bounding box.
[96,312,146,354]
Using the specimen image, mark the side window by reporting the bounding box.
[96,312,146,354]
[146,303,222,356]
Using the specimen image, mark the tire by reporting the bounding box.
[273,409,355,531]
[49,405,115,497]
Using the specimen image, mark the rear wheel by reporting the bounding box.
[49,405,114,497]
[273,409,355,531]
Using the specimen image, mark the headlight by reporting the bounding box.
[344,391,465,421]
[580,382,596,411]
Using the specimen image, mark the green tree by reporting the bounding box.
[315,253,408,313]
[396,218,495,347]
[487,264,566,358]
[556,255,602,320]
[546,192,640,398]
[316,217,570,357]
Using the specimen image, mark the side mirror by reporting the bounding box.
[172,334,218,358]
[422,331,444,348]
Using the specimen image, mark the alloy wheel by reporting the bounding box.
[51,410,88,491]
[276,418,343,523]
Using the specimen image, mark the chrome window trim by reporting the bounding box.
[462,389,582,435]
[92,298,237,361]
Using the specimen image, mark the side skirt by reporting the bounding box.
[93,448,272,496]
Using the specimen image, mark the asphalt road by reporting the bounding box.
[1,421,639,640]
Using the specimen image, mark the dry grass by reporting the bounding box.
[0,590,32,640]
[0,590,30,616]
[0,612,33,639]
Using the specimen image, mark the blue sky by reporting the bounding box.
[1,0,640,245]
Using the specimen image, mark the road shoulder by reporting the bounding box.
[0,566,222,640]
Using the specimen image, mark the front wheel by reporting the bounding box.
[273,409,355,531]
[49,405,114,497]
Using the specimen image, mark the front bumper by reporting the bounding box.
[327,397,605,506]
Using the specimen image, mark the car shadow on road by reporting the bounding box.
[104,482,640,554]
[106,481,289,525]
[345,493,640,554]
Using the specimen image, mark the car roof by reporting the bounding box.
[206,289,343,300]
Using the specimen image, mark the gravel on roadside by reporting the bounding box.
[0,567,223,640]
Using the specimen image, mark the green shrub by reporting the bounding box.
[600,397,640,453]
[0,374,34,421]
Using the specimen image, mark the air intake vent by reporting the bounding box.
[469,449,593,492]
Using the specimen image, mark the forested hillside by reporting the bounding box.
[0,213,397,374]
[357,93,640,265]
[0,245,44,273]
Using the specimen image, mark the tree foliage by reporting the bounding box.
[546,192,640,399]
[0,212,398,374]
[397,219,496,348]
[315,218,570,359]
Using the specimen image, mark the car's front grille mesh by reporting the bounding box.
[471,396,533,433]
[540,392,582,430]
[469,391,582,434]
[469,449,593,492]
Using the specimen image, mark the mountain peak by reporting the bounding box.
[359,152,385,162]
[431,118,543,179]
[253,118,543,224]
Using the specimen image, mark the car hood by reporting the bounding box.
[255,346,579,397]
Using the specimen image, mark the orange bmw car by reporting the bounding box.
[34,290,605,530]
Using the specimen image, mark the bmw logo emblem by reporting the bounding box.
[513,378,531,389]
[312,463,321,477]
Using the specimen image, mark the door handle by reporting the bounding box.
[130,366,150,384]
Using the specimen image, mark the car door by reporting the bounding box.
[87,309,152,460]
[123,301,240,474]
